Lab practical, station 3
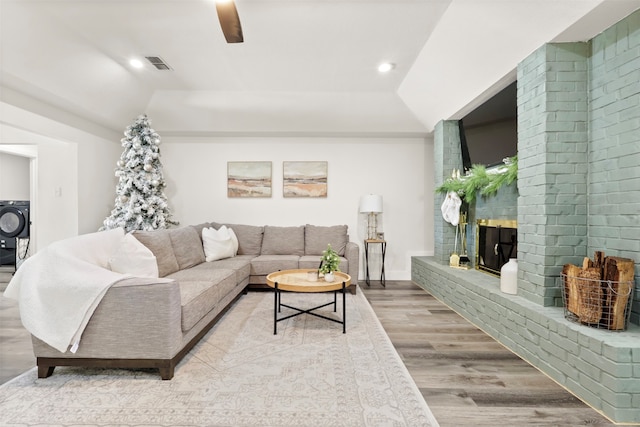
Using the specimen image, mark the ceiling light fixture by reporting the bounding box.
[129,59,144,69]
[378,62,395,73]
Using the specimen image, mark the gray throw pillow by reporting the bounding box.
[260,225,305,256]
[132,230,180,277]
[305,224,348,256]
[212,223,264,256]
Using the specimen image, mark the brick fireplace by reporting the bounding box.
[413,10,640,424]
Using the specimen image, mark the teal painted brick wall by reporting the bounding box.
[589,11,640,325]
[433,120,464,264]
[517,42,589,307]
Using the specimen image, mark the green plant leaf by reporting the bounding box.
[435,156,517,204]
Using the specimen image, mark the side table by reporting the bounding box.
[364,239,386,286]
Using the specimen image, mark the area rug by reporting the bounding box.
[0,287,439,426]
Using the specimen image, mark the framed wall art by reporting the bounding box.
[283,161,327,198]
[227,161,272,198]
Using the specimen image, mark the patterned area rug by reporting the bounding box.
[0,287,439,426]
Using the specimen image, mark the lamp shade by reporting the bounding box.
[359,194,383,213]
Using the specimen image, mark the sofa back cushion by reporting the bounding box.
[168,226,206,269]
[261,225,305,256]
[304,224,348,256]
[133,230,180,277]
[212,223,264,255]
[190,223,212,243]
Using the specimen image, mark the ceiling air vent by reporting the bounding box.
[145,56,172,71]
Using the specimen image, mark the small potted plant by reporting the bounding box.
[319,244,340,282]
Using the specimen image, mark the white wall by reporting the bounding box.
[36,141,78,248]
[0,126,77,250]
[77,140,119,233]
[161,135,435,280]
[0,113,120,250]
[0,152,30,200]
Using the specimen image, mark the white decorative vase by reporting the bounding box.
[500,258,518,294]
[324,272,335,282]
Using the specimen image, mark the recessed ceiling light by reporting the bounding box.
[378,62,395,73]
[129,59,144,69]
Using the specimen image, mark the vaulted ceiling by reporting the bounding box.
[1,0,639,138]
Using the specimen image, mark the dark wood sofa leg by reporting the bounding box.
[38,364,55,378]
[159,365,174,380]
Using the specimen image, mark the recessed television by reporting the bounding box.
[460,81,518,171]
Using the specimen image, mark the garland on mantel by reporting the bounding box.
[436,156,518,204]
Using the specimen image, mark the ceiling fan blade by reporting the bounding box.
[215,1,244,43]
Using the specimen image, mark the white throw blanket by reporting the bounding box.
[3,228,130,353]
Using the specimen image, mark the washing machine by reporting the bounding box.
[0,201,30,267]
[0,235,16,266]
[0,200,30,239]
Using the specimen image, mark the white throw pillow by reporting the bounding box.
[109,233,159,278]
[202,226,235,262]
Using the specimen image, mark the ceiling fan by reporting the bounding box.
[215,0,244,43]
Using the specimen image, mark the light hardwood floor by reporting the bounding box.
[0,272,630,426]
[0,267,35,385]
[359,280,626,427]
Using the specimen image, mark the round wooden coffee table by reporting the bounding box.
[266,269,351,334]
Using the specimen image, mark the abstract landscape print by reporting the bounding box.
[227,161,272,197]
[283,161,327,198]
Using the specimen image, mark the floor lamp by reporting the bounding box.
[360,195,383,240]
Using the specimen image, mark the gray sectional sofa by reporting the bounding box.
[33,223,358,380]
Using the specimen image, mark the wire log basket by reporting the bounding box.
[561,273,634,331]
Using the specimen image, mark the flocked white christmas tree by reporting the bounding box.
[100,114,178,232]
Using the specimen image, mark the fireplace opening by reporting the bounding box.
[476,219,517,276]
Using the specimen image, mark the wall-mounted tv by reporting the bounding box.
[460,81,517,171]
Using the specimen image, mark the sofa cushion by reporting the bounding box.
[133,230,180,277]
[168,227,206,270]
[250,255,300,275]
[170,269,237,331]
[228,228,239,254]
[212,223,264,255]
[178,281,219,332]
[109,233,159,278]
[189,255,252,285]
[261,225,305,256]
[190,223,212,243]
[304,224,348,256]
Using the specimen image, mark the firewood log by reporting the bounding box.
[594,251,605,269]
[576,267,603,324]
[562,264,581,316]
[603,257,635,330]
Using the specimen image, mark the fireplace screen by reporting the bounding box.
[476,219,517,276]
